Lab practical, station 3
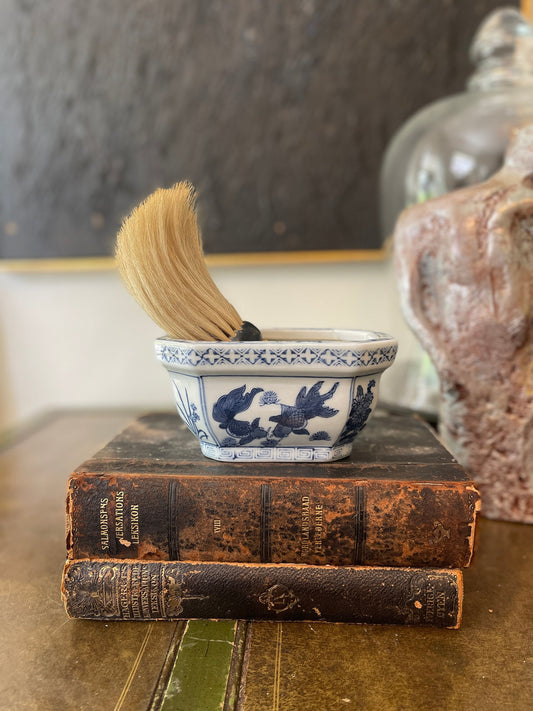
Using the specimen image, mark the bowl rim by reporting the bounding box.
[155,327,397,349]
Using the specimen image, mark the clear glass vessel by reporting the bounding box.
[380,7,533,239]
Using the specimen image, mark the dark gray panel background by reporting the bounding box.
[0,0,513,259]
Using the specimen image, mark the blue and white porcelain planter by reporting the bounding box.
[155,328,397,462]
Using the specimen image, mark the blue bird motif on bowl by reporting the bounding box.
[212,385,268,445]
[269,381,339,439]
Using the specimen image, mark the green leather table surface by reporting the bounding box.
[0,411,531,711]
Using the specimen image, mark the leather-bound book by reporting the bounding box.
[62,558,463,628]
[66,412,480,568]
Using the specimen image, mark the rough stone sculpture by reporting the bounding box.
[394,125,533,523]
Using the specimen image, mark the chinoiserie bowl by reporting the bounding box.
[155,328,397,462]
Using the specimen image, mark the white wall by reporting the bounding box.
[0,257,426,432]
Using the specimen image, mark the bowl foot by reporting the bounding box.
[199,441,352,462]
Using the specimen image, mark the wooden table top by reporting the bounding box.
[0,411,531,711]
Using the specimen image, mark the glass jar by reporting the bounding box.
[380,7,533,240]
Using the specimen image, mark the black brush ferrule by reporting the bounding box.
[232,321,262,341]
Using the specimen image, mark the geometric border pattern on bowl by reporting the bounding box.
[156,343,398,369]
[200,441,353,462]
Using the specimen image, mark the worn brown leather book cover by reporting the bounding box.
[66,412,480,568]
[61,558,463,628]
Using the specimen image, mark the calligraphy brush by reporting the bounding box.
[115,181,261,341]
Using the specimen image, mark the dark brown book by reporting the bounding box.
[66,412,480,568]
[61,558,462,627]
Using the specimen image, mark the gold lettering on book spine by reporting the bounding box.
[115,490,125,539]
[314,504,324,553]
[140,566,151,618]
[130,563,142,618]
[423,576,451,623]
[99,497,109,551]
[118,564,132,619]
[301,496,310,555]
[425,586,435,624]
[436,590,447,619]
[130,504,140,543]
[150,570,163,617]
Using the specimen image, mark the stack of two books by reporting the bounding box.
[62,412,480,628]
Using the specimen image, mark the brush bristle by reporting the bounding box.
[115,182,243,340]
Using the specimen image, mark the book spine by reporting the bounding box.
[66,474,480,568]
[61,559,463,628]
